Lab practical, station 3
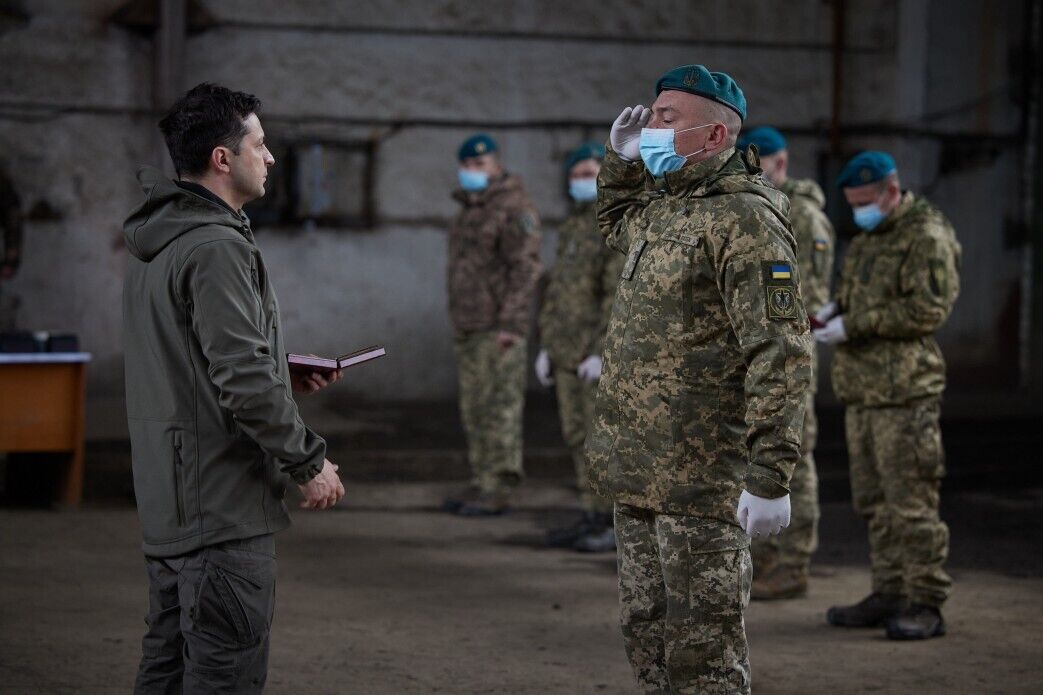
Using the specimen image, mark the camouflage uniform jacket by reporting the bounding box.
[448,173,543,337]
[781,178,834,314]
[538,202,625,369]
[587,146,814,522]
[833,192,961,407]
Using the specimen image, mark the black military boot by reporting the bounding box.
[573,513,616,553]
[545,512,598,548]
[826,592,907,627]
[457,490,511,517]
[442,484,480,513]
[885,603,947,640]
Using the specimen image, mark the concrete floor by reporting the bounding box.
[1,482,1042,694]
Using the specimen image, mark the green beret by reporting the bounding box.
[458,133,498,161]
[564,141,605,172]
[656,64,747,121]
[837,151,897,188]
[738,126,786,156]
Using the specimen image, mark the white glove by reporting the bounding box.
[736,490,791,537]
[576,354,603,382]
[813,315,847,345]
[814,301,839,325]
[610,105,651,162]
[534,349,554,387]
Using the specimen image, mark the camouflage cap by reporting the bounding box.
[564,141,606,172]
[738,126,786,156]
[837,151,897,188]
[458,133,499,161]
[655,64,747,121]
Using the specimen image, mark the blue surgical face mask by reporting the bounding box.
[569,177,598,202]
[852,202,886,230]
[458,169,489,192]
[639,124,712,177]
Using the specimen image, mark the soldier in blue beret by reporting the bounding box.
[536,141,623,553]
[589,65,813,693]
[735,126,837,603]
[817,151,962,640]
[444,133,543,516]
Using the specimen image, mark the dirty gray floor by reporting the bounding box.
[1,481,1041,694]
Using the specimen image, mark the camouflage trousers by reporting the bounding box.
[752,392,819,574]
[454,331,526,494]
[615,504,752,694]
[846,399,951,607]
[553,367,612,514]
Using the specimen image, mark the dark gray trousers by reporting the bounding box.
[133,534,276,694]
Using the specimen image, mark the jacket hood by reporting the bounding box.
[123,167,245,261]
[782,178,826,209]
[658,147,791,223]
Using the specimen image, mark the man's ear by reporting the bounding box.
[708,123,729,150]
[211,146,233,174]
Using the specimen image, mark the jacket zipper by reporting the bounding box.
[173,435,186,527]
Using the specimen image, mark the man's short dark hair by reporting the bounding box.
[159,83,261,178]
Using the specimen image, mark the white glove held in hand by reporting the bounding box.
[813,315,847,345]
[534,349,554,387]
[737,490,791,537]
[610,105,652,162]
[576,355,603,382]
[815,301,839,325]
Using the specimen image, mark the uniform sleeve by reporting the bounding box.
[845,230,959,340]
[708,202,814,498]
[597,145,647,254]
[179,240,326,484]
[497,205,543,337]
[791,202,835,314]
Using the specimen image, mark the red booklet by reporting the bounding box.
[287,346,386,373]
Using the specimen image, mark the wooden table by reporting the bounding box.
[0,353,91,507]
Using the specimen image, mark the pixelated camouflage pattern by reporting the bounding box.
[616,504,752,694]
[833,192,961,407]
[587,146,814,521]
[539,202,625,369]
[552,367,612,514]
[846,399,951,606]
[448,173,543,337]
[781,178,834,316]
[454,331,526,494]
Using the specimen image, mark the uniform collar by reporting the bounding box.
[653,147,738,196]
[870,191,916,236]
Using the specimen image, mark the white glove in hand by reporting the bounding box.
[610,105,651,162]
[534,349,554,387]
[736,490,791,537]
[815,300,839,325]
[576,354,603,382]
[813,315,847,345]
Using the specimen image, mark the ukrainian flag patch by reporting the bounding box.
[771,263,792,280]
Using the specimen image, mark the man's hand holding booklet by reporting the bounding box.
[287,346,387,395]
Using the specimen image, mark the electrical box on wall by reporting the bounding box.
[245,139,376,230]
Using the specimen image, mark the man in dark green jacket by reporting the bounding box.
[124,83,344,693]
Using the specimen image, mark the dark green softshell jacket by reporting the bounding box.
[123,168,326,557]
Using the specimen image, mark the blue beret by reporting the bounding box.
[738,127,786,157]
[458,133,498,161]
[656,64,747,121]
[564,141,605,172]
[837,151,897,188]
